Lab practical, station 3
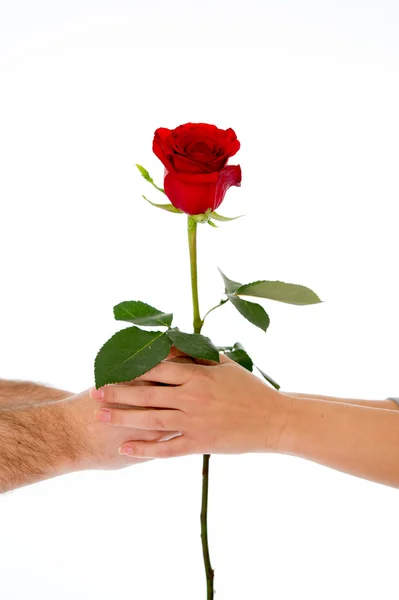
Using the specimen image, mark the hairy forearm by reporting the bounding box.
[0,378,73,407]
[0,379,81,493]
[278,394,399,488]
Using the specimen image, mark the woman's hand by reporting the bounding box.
[91,355,290,459]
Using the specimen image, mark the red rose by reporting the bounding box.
[152,123,241,215]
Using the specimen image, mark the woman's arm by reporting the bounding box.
[281,391,398,410]
[278,393,399,488]
[96,357,399,488]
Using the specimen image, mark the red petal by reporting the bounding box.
[206,155,230,171]
[164,171,219,215]
[171,153,212,174]
[154,127,172,140]
[152,129,174,171]
[163,165,241,215]
[213,165,242,211]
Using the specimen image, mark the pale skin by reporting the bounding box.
[92,355,399,489]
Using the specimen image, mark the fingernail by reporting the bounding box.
[90,386,104,400]
[94,409,111,422]
[119,445,133,456]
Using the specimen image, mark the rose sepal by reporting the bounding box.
[209,211,245,222]
[142,195,183,214]
[136,164,165,194]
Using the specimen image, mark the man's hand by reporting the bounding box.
[91,355,286,459]
[67,385,177,471]
[0,381,176,493]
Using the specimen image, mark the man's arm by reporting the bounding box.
[0,378,73,406]
[0,379,85,493]
[0,377,177,494]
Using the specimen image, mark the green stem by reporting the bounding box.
[202,298,229,325]
[187,217,214,600]
[188,218,203,334]
[201,454,214,598]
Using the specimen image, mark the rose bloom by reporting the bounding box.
[152,122,241,215]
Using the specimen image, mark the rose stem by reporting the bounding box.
[187,216,214,600]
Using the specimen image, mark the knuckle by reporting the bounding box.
[140,388,152,407]
[188,386,213,407]
[146,411,163,430]
[154,413,165,429]
[195,368,213,389]
[130,444,142,457]
[155,362,167,378]
[186,363,199,383]
[104,408,120,425]
[108,385,118,405]
[112,409,125,425]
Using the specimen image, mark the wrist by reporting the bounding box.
[56,396,94,474]
[0,399,88,493]
[265,391,296,454]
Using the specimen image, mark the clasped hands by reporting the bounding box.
[88,348,284,463]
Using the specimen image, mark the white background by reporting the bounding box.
[1,1,399,598]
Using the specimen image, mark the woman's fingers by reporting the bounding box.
[90,352,228,400]
[90,361,198,396]
[91,382,186,409]
[166,346,190,360]
[119,435,195,459]
[218,353,232,365]
[94,407,186,432]
[133,360,199,385]
[133,354,226,383]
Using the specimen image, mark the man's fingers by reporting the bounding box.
[118,435,194,459]
[94,407,185,432]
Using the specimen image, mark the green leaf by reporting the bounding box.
[228,295,270,332]
[136,164,166,194]
[142,195,183,213]
[224,347,254,372]
[224,342,280,387]
[210,211,244,222]
[255,366,281,390]
[236,280,322,305]
[167,329,220,362]
[208,219,218,228]
[94,327,172,388]
[113,301,173,327]
[218,268,243,294]
[232,342,245,350]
